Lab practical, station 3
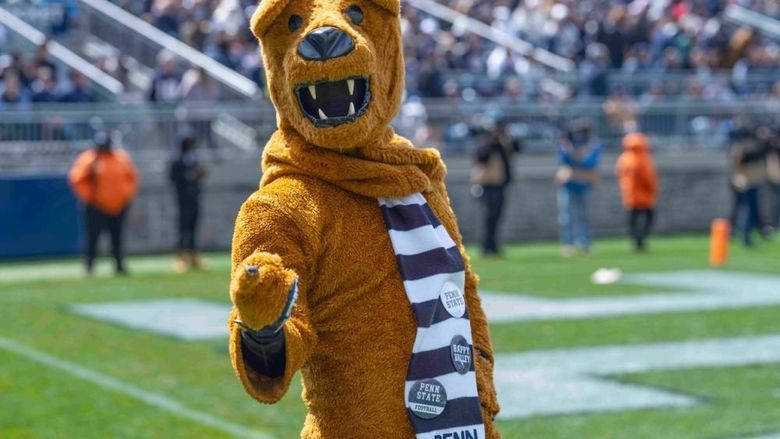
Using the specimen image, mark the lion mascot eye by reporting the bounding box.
[346,5,364,25]
[289,14,303,33]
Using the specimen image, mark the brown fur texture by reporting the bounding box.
[229,1,500,437]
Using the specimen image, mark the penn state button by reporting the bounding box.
[450,335,472,375]
[408,379,448,419]
[440,281,466,318]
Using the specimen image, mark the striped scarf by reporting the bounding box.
[379,193,485,439]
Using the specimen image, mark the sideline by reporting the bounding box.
[0,336,275,439]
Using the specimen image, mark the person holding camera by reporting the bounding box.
[471,113,522,256]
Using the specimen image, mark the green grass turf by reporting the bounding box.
[0,235,778,438]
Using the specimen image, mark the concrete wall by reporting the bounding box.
[125,150,746,254]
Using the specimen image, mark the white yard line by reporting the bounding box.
[0,257,231,284]
[482,270,780,322]
[0,336,275,439]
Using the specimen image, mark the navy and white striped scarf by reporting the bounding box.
[379,193,485,439]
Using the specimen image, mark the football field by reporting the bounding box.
[1,235,779,439]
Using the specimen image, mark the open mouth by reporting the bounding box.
[296,77,370,128]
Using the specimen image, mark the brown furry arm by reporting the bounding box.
[228,191,319,403]
[464,265,501,424]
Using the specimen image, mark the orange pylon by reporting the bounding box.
[709,219,730,267]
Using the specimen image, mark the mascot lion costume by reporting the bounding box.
[228,0,500,437]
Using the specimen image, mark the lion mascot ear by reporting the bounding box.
[251,0,400,38]
[370,0,401,15]
[250,0,290,38]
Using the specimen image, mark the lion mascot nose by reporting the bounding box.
[298,27,355,61]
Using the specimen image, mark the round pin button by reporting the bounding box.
[450,335,472,375]
[440,281,466,318]
[408,379,448,419]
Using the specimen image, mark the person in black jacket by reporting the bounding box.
[730,122,768,247]
[471,113,522,256]
[170,135,208,272]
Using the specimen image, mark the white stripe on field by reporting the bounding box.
[0,336,275,439]
[416,424,485,439]
[404,272,466,305]
[405,371,479,403]
[388,225,457,256]
[413,318,473,354]
[379,193,427,207]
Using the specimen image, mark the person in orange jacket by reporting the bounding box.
[68,131,139,275]
[616,133,658,252]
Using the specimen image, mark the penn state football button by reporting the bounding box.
[440,281,466,318]
[450,335,472,375]
[408,379,448,419]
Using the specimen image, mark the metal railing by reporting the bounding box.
[77,0,260,101]
[0,5,124,99]
[724,5,780,41]
[1,99,778,172]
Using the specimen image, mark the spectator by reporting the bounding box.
[68,131,139,276]
[556,119,602,256]
[603,89,638,134]
[149,51,182,104]
[153,1,182,37]
[761,124,780,230]
[616,133,658,252]
[32,41,58,79]
[170,134,208,272]
[180,66,218,102]
[729,122,767,247]
[0,72,30,109]
[30,67,60,103]
[768,130,780,230]
[60,71,96,103]
[471,112,522,256]
[180,66,219,151]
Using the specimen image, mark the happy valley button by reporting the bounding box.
[440,281,466,318]
[408,379,448,419]
[450,335,472,375]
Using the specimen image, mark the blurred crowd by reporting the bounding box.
[102,0,780,105]
[403,0,779,101]
[0,39,95,109]
[112,0,263,88]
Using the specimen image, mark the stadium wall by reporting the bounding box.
[123,150,741,255]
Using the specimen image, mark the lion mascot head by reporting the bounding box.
[251,0,404,150]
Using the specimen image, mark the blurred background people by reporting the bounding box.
[616,133,658,252]
[768,128,780,230]
[729,122,767,247]
[556,119,602,256]
[170,134,208,272]
[68,131,139,275]
[149,50,182,104]
[471,112,522,256]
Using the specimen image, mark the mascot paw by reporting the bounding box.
[230,252,298,330]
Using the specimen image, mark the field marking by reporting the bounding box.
[69,270,780,340]
[482,270,780,322]
[71,299,230,341]
[495,334,780,419]
[0,257,231,284]
[0,336,275,439]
